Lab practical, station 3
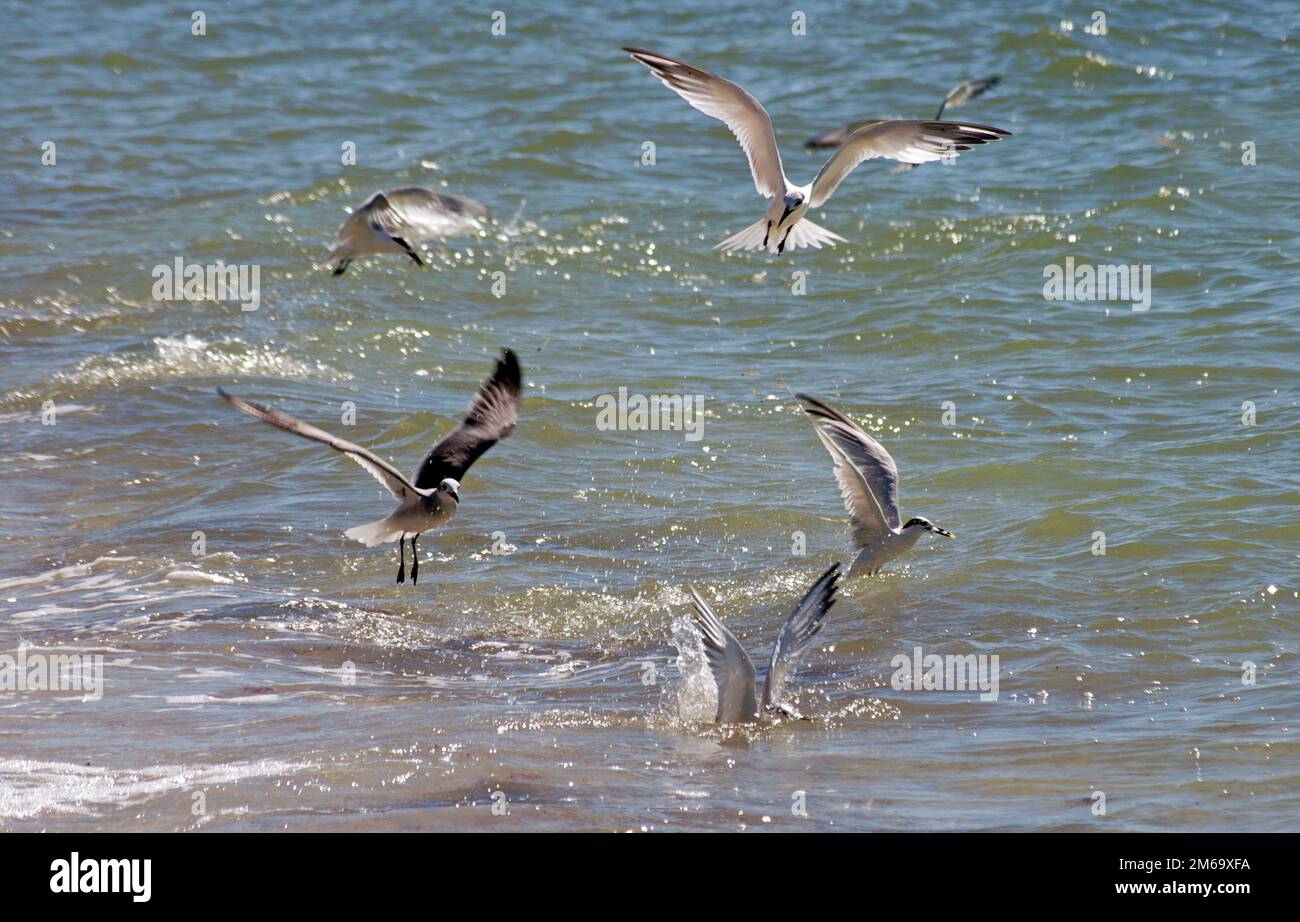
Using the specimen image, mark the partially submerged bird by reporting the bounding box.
[623,48,1010,254]
[325,187,489,275]
[804,76,1003,150]
[798,394,953,577]
[688,563,841,723]
[217,349,521,585]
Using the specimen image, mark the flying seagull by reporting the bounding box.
[325,187,489,275]
[623,48,1010,254]
[797,394,953,577]
[688,563,841,723]
[217,349,521,585]
[804,76,1003,150]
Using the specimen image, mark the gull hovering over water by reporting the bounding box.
[798,394,953,577]
[804,76,1003,149]
[326,187,489,275]
[217,349,520,585]
[623,48,1010,254]
[689,563,841,723]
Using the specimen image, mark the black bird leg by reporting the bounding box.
[409,534,419,584]
[332,258,351,276]
[392,236,424,267]
[396,538,406,584]
[778,228,792,254]
[762,221,772,248]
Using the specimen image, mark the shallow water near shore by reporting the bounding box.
[1,1,1298,831]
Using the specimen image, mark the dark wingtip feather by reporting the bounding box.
[498,347,522,393]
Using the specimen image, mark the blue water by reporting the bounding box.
[0,0,1297,831]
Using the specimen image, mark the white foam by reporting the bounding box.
[0,758,310,821]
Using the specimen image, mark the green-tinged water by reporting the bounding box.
[1,0,1297,831]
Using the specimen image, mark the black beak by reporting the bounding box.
[935,527,955,539]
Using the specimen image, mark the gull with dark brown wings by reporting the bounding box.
[217,349,521,585]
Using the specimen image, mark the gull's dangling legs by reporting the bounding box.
[332,258,352,276]
[763,221,772,248]
[409,534,420,584]
[396,536,406,584]
[392,236,424,267]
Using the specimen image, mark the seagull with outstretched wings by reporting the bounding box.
[624,48,1010,254]
[688,564,841,722]
[325,187,489,275]
[218,349,520,585]
[797,394,953,577]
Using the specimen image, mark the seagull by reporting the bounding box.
[688,563,841,723]
[797,394,953,577]
[217,349,521,585]
[325,187,489,275]
[804,76,1003,149]
[623,48,1010,254]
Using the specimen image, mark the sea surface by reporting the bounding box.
[1,0,1297,831]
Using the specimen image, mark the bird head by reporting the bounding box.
[438,478,461,503]
[903,516,954,538]
[780,191,805,222]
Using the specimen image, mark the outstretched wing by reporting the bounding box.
[797,393,901,542]
[688,586,758,722]
[217,388,418,502]
[762,564,841,709]
[804,118,889,150]
[624,47,786,199]
[809,120,1010,207]
[341,188,487,247]
[412,349,522,489]
[935,76,1001,120]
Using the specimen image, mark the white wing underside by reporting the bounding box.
[626,48,786,199]
[687,586,758,722]
[799,395,903,544]
[333,189,487,251]
[810,120,1008,207]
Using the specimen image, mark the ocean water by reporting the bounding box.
[1,0,1297,831]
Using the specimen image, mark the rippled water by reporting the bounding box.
[2,1,1297,831]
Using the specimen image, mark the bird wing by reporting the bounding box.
[797,393,902,541]
[803,118,888,150]
[762,564,841,709]
[624,47,786,199]
[217,388,419,502]
[809,119,1010,207]
[353,188,488,243]
[935,76,1001,120]
[688,586,758,722]
[412,349,521,489]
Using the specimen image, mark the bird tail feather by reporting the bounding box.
[344,517,403,547]
[783,217,846,251]
[715,218,772,253]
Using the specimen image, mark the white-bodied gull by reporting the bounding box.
[325,187,489,275]
[218,349,520,585]
[798,394,953,577]
[623,48,1010,254]
[688,563,841,723]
